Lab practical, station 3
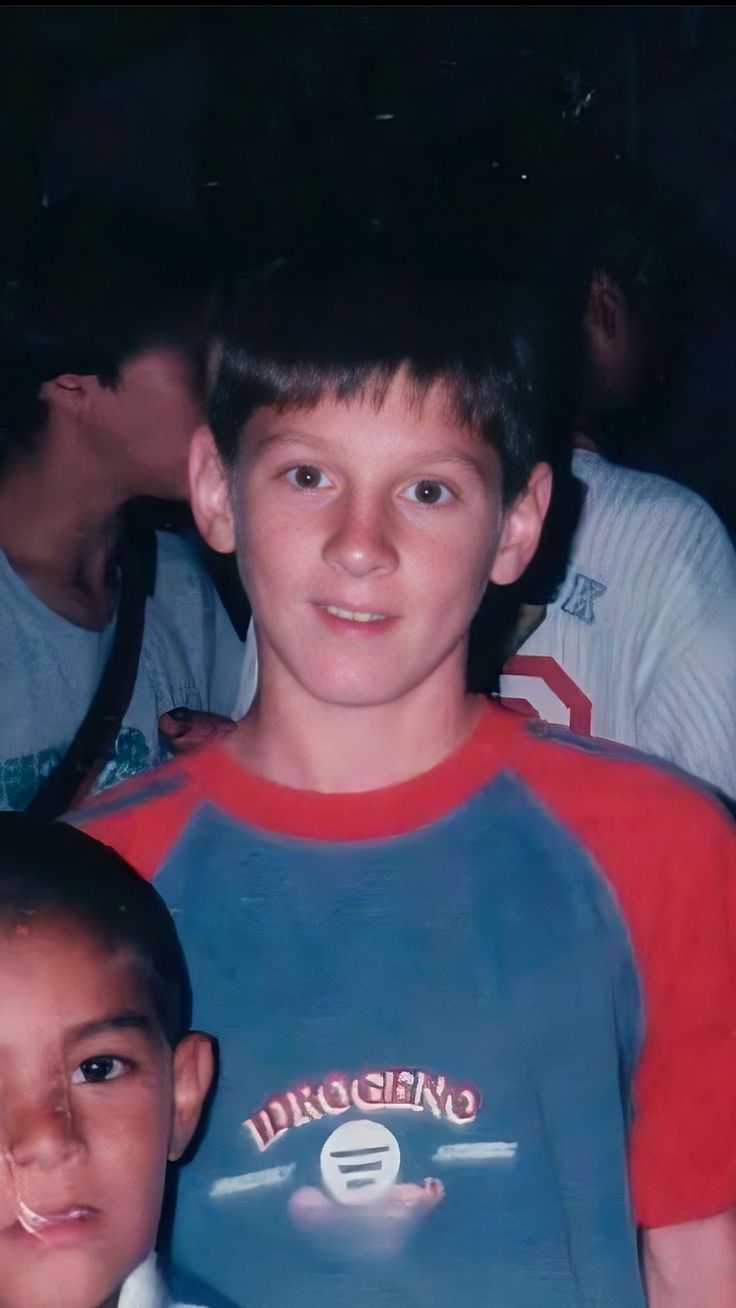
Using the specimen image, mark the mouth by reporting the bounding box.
[319,604,392,625]
[9,1201,99,1246]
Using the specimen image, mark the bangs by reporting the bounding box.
[208,273,543,504]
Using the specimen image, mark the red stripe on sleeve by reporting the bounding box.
[75,762,203,881]
[502,728,736,1227]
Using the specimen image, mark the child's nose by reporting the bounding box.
[323,496,399,577]
[2,1095,83,1172]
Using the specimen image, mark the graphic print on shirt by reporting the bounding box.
[0,727,150,810]
[244,1065,482,1150]
[498,654,593,734]
[212,1064,510,1262]
[561,573,607,625]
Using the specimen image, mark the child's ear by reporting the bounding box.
[489,462,552,587]
[189,425,237,555]
[40,373,91,420]
[168,1032,215,1162]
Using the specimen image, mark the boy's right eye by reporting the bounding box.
[71,1056,128,1085]
[285,465,330,490]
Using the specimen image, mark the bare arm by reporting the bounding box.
[643,1210,736,1308]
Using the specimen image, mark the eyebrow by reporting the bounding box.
[67,1012,157,1044]
[252,430,328,456]
[406,448,489,478]
[254,431,488,477]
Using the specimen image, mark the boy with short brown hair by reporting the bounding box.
[80,269,736,1308]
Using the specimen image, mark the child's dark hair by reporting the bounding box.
[0,813,191,1047]
[209,262,554,506]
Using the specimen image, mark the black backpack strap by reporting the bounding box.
[143,500,252,641]
[26,521,157,821]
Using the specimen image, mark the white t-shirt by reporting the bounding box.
[499,449,736,798]
[232,616,259,720]
[0,530,244,810]
[119,1251,206,1308]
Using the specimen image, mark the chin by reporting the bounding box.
[6,1267,119,1308]
[304,674,416,709]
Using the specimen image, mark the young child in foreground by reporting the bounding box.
[0,813,214,1308]
[78,271,736,1307]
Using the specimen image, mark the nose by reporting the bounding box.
[2,1090,84,1173]
[322,493,399,578]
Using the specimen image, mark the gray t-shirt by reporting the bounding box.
[0,530,244,810]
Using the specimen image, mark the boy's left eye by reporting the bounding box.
[71,1056,128,1085]
[285,465,331,490]
[403,479,453,506]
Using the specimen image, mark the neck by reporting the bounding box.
[231,659,485,793]
[0,420,131,625]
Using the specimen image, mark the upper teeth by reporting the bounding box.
[325,606,385,623]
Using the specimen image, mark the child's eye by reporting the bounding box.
[404,479,453,506]
[70,1056,128,1085]
[285,465,331,490]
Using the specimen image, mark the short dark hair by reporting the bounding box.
[0,813,190,1047]
[209,265,552,505]
[0,201,211,475]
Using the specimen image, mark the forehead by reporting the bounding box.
[118,345,199,396]
[242,373,495,470]
[0,917,156,1027]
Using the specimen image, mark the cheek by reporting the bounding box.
[157,401,201,449]
[410,520,497,605]
[238,497,306,593]
[137,383,201,451]
[178,396,205,441]
[88,1087,171,1191]
[107,1118,170,1253]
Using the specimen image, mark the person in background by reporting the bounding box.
[396,118,735,797]
[498,190,736,800]
[0,201,245,814]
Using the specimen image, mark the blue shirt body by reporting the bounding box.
[156,771,645,1308]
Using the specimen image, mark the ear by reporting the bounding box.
[489,462,552,586]
[40,374,92,419]
[585,270,626,344]
[189,425,237,554]
[168,1031,215,1162]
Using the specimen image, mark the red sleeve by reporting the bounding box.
[510,727,736,1229]
[70,760,201,881]
[626,793,736,1228]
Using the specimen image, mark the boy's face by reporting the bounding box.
[192,373,549,714]
[95,347,205,501]
[0,917,211,1308]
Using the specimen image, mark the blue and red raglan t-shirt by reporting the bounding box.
[77,702,736,1308]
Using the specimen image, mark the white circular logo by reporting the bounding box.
[320,1119,401,1207]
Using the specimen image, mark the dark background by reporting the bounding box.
[0,5,734,526]
[1,7,734,253]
